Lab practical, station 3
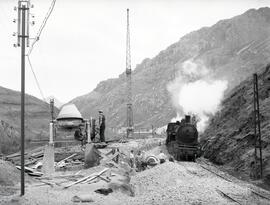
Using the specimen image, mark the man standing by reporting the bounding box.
[129,150,135,168]
[98,110,106,142]
[135,150,143,172]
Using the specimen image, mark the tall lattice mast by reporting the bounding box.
[126,8,133,137]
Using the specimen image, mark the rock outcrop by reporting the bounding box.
[201,65,270,185]
[0,120,20,154]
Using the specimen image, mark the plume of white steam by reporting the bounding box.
[167,60,228,132]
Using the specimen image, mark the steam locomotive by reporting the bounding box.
[166,115,199,161]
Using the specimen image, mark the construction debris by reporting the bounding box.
[64,168,109,189]
[1,137,171,203]
[42,144,55,176]
[3,137,270,205]
[56,153,77,166]
[5,146,44,166]
[94,188,113,195]
[84,143,101,168]
[15,165,44,177]
[72,195,94,203]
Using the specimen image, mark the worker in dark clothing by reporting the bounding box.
[90,118,96,142]
[98,110,106,142]
[74,127,85,146]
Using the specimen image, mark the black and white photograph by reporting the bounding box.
[1,0,270,204]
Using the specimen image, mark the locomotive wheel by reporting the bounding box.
[175,153,178,161]
[192,155,196,162]
[177,153,181,161]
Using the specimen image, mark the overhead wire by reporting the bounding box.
[26,0,57,104]
[26,55,46,102]
[27,0,56,56]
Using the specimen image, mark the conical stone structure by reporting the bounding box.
[57,104,83,120]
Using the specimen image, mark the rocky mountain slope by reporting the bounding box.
[201,65,270,186]
[71,7,270,129]
[0,120,20,154]
[0,86,55,154]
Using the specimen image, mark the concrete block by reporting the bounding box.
[42,144,55,176]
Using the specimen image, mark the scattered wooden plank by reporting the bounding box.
[6,152,27,159]
[63,168,109,189]
[33,183,52,187]
[57,153,77,166]
[84,168,110,184]
[31,152,44,158]
[74,170,82,175]
[16,165,35,173]
[28,171,43,177]
[25,159,38,166]
[106,161,121,169]
[42,174,84,179]
[82,175,100,184]
[105,149,113,156]
[35,180,55,187]
[101,152,120,165]
[30,148,45,158]
[98,175,111,182]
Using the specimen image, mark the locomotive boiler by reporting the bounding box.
[166,115,199,161]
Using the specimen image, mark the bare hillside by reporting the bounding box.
[71,7,270,128]
[201,65,270,187]
[0,86,58,154]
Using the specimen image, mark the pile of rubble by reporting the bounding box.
[0,159,32,197]
[1,137,170,203]
[0,160,21,187]
[2,137,165,178]
[3,146,84,178]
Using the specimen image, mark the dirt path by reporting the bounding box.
[1,140,270,205]
[2,160,270,205]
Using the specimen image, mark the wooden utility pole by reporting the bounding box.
[253,73,263,179]
[16,0,30,196]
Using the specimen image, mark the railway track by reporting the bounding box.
[176,160,270,204]
[177,161,242,204]
[215,188,242,205]
[199,164,232,182]
[200,164,243,204]
[197,160,270,203]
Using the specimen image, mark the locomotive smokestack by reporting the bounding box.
[185,115,191,123]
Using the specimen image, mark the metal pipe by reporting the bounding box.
[49,122,54,144]
[86,120,91,143]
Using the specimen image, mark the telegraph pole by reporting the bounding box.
[15,0,30,196]
[253,73,263,179]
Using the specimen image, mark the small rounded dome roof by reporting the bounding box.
[56,104,83,120]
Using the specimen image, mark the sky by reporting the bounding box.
[0,0,270,103]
